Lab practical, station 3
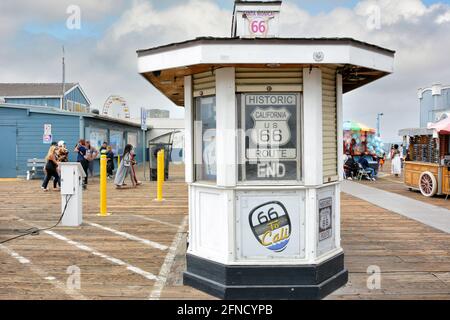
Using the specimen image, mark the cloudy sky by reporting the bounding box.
[1,0,450,141]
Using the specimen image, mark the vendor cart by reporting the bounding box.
[399,124,450,197]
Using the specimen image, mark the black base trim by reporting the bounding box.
[183,253,348,300]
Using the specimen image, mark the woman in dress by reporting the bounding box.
[130,149,142,186]
[391,144,402,177]
[114,144,136,188]
[41,145,60,191]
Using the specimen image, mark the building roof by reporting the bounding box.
[0,83,78,98]
[137,37,395,106]
[0,103,141,128]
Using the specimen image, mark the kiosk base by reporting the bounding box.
[183,253,348,300]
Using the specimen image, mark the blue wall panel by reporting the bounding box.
[0,107,80,177]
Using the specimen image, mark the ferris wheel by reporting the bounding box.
[102,95,130,119]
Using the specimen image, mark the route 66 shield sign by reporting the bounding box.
[248,201,292,252]
[250,107,291,146]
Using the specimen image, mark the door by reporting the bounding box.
[0,125,17,178]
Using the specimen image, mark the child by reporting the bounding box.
[106,146,115,179]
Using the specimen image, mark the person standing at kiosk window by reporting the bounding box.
[74,139,89,188]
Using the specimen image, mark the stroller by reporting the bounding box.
[344,157,359,180]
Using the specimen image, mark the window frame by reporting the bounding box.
[237,92,303,186]
[193,95,217,183]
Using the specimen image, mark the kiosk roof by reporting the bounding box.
[137,37,395,106]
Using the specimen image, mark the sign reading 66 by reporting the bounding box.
[246,16,273,37]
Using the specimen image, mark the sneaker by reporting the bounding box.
[41,187,49,192]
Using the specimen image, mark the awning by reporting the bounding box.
[428,117,450,134]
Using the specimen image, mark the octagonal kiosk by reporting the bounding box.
[137,37,394,299]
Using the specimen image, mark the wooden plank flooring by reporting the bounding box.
[0,164,449,299]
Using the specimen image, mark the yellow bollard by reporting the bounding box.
[98,154,110,216]
[117,154,120,167]
[156,149,164,201]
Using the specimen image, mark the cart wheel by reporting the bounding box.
[419,171,437,197]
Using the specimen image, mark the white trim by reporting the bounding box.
[303,67,323,186]
[184,76,194,183]
[216,67,237,187]
[65,84,92,106]
[418,85,450,97]
[336,74,344,181]
[138,42,394,74]
[3,95,62,99]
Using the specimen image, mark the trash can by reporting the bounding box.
[149,143,171,181]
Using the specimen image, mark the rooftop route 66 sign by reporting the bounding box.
[242,93,299,181]
[248,201,291,252]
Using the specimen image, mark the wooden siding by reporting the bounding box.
[322,66,338,183]
[193,71,215,97]
[235,67,303,92]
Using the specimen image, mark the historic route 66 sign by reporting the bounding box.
[318,197,333,241]
[248,201,292,252]
[250,107,291,146]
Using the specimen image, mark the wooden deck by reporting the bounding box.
[0,164,449,300]
[358,160,450,210]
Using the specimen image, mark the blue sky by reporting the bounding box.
[3,0,450,141]
[20,0,450,41]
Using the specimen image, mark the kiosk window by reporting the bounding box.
[238,93,301,182]
[194,96,217,182]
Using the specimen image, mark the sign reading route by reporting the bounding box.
[243,93,299,181]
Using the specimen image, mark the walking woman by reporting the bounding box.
[391,144,402,177]
[130,149,142,186]
[114,144,136,188]
[74,139,89,189]
[41,145,60,191]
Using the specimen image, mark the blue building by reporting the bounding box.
[418,84,450,127]
[0,103,144,178]
[0,83,91,112]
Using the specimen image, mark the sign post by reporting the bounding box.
[141,108,148,180]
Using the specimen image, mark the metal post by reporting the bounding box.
[143,129,146,180]
[156,149,164,201]
[98,154,110,216]
[376,112,384,137]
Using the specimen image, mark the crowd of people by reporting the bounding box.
[41,140,141,191]
[343,144,403,181]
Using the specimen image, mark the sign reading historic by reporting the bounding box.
[242,93,299,181]
[318,197,333,241]
[248,201,291,252]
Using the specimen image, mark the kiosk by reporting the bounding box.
[60,162,86,227]
[136,1,395,299]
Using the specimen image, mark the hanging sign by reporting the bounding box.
[43,134,53,144]
[44,124,52,135]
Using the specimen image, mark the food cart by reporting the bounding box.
[399,119,450,197]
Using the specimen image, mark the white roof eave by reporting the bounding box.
[138,42,394,74]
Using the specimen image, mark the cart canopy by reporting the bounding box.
[428,117,450,134]
[398,128,434,137]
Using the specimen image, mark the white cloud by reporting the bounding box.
[1,0,450,139]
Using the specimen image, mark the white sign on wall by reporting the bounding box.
[317,186,336,256]
[237,191,304,260]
